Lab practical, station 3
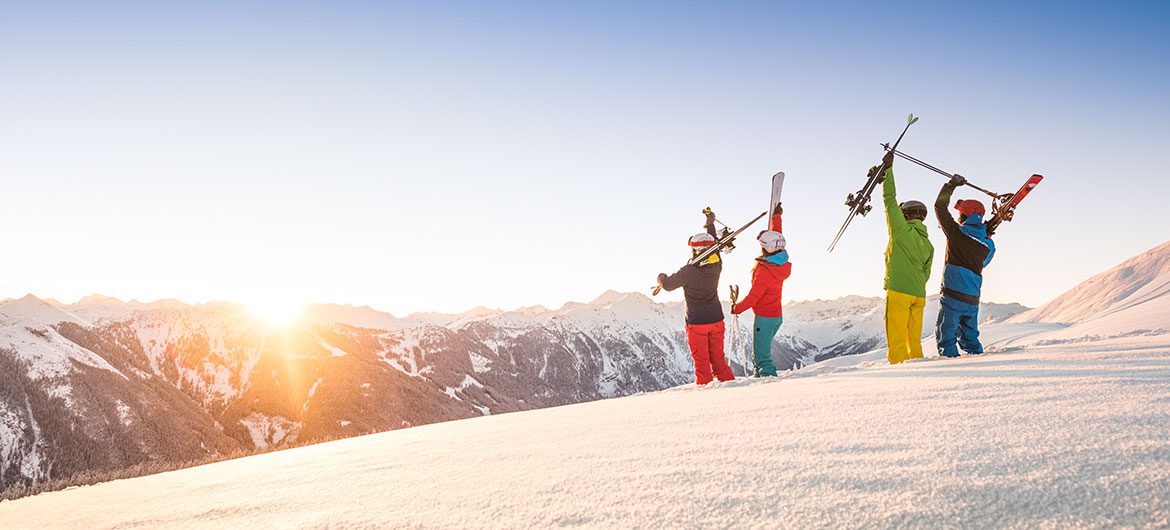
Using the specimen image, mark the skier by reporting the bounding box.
[880,150,935,364]
[730,230,791,376]
[656,210,735,385]
[934,175,996,357]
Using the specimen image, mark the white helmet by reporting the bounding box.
[688,232,716,248]
[757,230,786,253]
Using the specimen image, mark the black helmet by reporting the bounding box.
[899,200,928,220]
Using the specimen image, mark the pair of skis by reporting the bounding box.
[829,114,1045,249]
[650,210,765,297]
[880,143,1045,237]
[827,114,919,252]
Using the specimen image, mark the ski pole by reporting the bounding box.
[879,143,1002,199]
[729,285,748,377]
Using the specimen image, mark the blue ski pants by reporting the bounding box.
[753,315,783,377]
[936,295,982,357]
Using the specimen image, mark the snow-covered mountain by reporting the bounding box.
[1008,240,1170,341]
[5,239,1169,504]
[4,334,1168,528]
[0,290,1027,494]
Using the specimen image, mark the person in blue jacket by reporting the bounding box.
[934,175,996,357]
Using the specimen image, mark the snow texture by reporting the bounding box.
[1012,240,1170,325]
[2,333,1168,528]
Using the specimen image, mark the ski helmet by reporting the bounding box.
[899,200,928,220]
[757,230,786,253]
[688,233,716,248]
[954,199,986,216]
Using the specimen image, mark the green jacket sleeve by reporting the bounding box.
[883,167,906,235]
[924,244,934,282]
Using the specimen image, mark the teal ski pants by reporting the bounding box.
[753,315,783,377]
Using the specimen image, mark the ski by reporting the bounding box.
[828,114,919,252]
[769,172,785,232]
[651,211,766,296]
[987,174,1043,236]
[876,145,1044,236]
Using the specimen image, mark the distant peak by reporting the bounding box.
[1,294,92,327]
[462,306,503,318]
[589,290,630,306]
[78,294,126,304]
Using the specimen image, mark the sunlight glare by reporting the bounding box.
[247,300,306,327]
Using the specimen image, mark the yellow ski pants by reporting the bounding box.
[885,290,926,364]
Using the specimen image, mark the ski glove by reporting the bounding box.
[949,175,967,187]
[702,207,716,228]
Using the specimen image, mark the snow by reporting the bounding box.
[238,412,299,450]
[0,317,125,381]
[127,304,266,408]
[307,378,324,399]
[1012,240,1170,325]
[0,295,91,328]
[114,400,133,427]
[444,375,484,400]
[3,333,1169,528]
[468,351,492,373]
[1000,241,1170,345]
[317,338,349,357]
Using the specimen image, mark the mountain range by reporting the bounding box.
[3,239,1169,494]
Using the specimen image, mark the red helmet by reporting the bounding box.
[688,233,716,248]
[954,199,986,216]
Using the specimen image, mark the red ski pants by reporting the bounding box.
[686,321,735,385]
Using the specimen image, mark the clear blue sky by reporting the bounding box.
[2,1,1168,314]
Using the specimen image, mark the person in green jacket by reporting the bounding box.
[880,150,935,364]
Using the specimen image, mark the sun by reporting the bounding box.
[247,300,306,327]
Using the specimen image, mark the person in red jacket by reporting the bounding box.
[730,230,792,376]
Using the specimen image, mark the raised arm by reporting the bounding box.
[770,203,783,232]
[935,178,964,239]
[703,208,718,239]
[882,166,907,235]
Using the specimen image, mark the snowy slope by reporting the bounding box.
[0,296,119,379]
[3,337,1167,528]
[1005,240,1170,343]
[1011,240,1170,325]
[0,295,91,328]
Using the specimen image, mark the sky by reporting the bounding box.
[2,1,1168,315]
